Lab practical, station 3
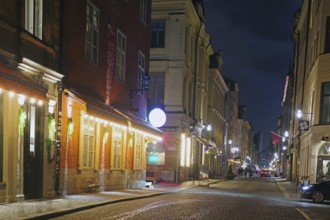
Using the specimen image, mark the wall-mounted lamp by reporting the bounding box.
[296,109,303,119]
[321,136,329,143]
[131,72,150,97]
[142,72,150,89]
[296,109,314,119]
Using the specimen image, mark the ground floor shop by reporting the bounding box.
[58,90,163,194]
[0,63,62,203]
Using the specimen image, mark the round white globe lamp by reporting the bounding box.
[149,108,166,127]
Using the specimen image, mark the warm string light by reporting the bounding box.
[1,87,162,140]
[0,87,44,105]
[81,113,162,141]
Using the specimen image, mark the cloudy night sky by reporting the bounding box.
[203,1,303,148]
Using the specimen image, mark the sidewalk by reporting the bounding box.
[0,180,216,220]
[274,177,300,200]
[0,178,297,220]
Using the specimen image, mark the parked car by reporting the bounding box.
[259,169,271,177]
[300,180,330,203]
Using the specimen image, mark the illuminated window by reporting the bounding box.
[151,20,165,48]
[186,137,191,167]
[138,51,145,91]
[111,127,123,170]
[29,106,36,156]
[25,0,43,39]
[86,1,99,64]
[82,117,95,168]
[139,0,147,24]
[180,133,186,166]
[146,142,165,165]
[116,30,126,82]
[134,133,143,170]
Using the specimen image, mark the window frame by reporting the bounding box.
[139,0,147,24]
[133,133,143,170]
[82,116,96,168]
[151,20,165,48]
[325,16,330,53]
[320,82,330,124]
[116,30,127,83]
[85,0,99,64]
[148,72,165,106]
[138,51,145,91]
[25,0,43,39]
[111,127,124,170]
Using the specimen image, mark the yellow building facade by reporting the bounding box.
[290,0,330,184]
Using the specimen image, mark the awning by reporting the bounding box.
[194,135,222,151]
[195,135,209,146]
[128,113,163,138]
[70,90,162,139]
[71,91,128,126]
[0,65,47,101]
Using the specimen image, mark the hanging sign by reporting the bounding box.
[298,120,309,131]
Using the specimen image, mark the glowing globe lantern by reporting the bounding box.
[149,108,166,127]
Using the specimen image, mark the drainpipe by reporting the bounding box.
[192,22,203,121]
[55,0,64,195]
[55,81,63,195]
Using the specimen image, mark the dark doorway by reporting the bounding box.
[24,104,44,199]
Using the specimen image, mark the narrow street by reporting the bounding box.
[49,177,330,220]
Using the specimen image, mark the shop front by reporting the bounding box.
[316,143,330,183]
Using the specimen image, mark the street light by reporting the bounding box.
[296,109,303,119]
[296,109,314,119]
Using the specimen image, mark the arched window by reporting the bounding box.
[318,143,330,156]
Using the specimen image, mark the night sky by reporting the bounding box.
[203,1,303,148]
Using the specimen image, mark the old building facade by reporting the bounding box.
[59,0,162,194]
[0,0,63,202]
[149,0,225,182]
[208,51,228,175]
[288,0,330,184]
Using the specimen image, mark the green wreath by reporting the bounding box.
[18,107,27,135]
[67,118,74,137]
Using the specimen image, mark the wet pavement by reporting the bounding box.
[0,178,299,220]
